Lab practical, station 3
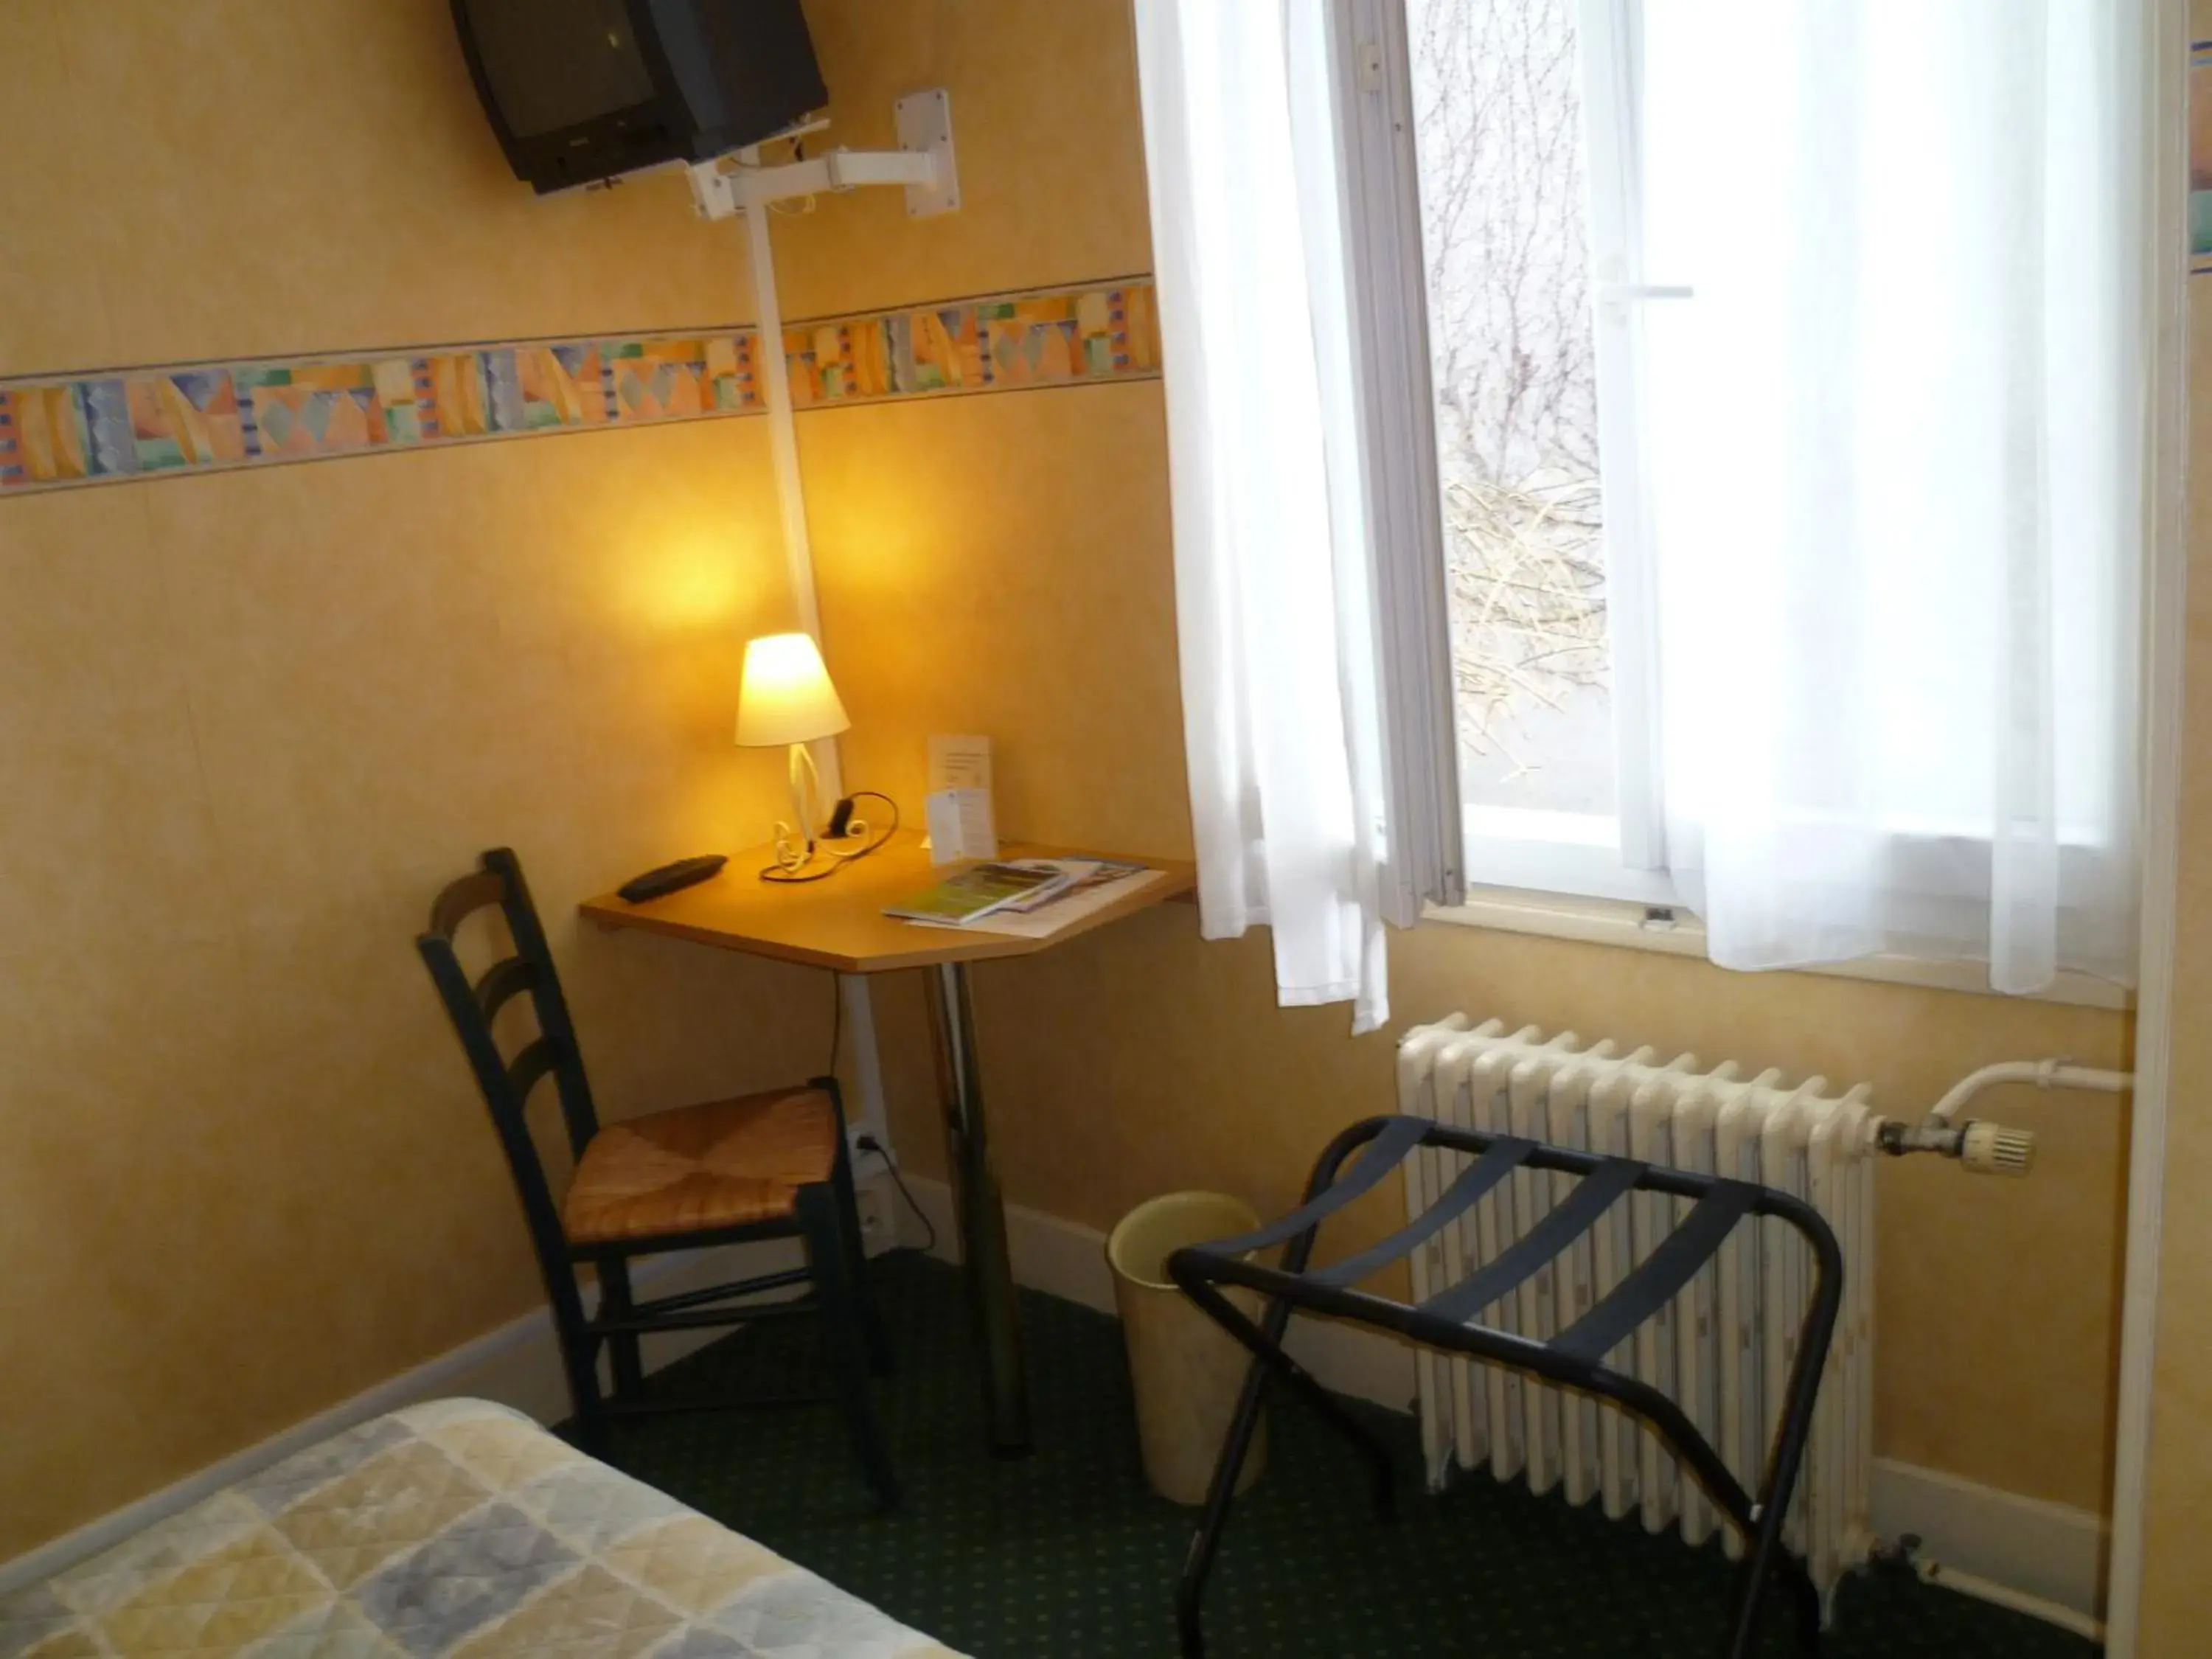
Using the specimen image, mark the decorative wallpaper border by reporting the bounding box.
[785,279,1159,409]
[0,333,762,493]
[0,279,1161,495]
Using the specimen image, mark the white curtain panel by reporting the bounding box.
[1635,1,2146,991]
[1133,0,1391,1032]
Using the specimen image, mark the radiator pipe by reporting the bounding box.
[1863,1058,2132,1175]
[1925,1059,2133,1124]
[1913,1558,2104,1644]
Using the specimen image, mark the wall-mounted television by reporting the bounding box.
[451,0,827,195]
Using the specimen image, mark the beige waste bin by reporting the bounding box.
[1105,1192,1268,1506]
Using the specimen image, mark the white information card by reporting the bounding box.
[925,787,998,865]
[927,734,993,793]
[925,734,997,863]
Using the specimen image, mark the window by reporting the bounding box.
[1402,0,1672,906]
[1340,0,2149,991]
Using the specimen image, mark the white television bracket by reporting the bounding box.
[686,88,959,220]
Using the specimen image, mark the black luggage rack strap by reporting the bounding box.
[1165,1112,1845,1659]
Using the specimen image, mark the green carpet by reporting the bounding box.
[588,1253,2096,1658]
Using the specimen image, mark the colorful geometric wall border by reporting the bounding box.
[784,279,1160,408]
[0,333,759,494]
[0,279,1162,495]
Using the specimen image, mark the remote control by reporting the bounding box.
[617,854,727,903]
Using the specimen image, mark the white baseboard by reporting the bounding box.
[902,1175,2103,1631]
[0,1240,791,1599]
[1871,1457,2107,1628]
[6,1182,2107,1638]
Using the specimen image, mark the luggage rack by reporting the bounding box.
[1167,1113,1843,1659]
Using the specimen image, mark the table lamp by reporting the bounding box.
[736,630,850,850]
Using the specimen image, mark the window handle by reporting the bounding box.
[1596,254,1693,320]
[1598,283,1693,325]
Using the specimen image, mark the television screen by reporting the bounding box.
[463,0,657,139]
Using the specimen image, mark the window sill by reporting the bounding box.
[1422,887,2133,1012]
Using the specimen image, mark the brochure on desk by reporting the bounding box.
[893,858,1168,939]
[880,860,1065,927]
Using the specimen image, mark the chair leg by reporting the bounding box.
[597,1259,646,1403]
[799,1184,902,1509]
[830,1140,894,1376]
[546,1269,611,1458]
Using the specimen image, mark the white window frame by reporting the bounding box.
[1577,0,1669,877]
[1334,0,2138,1008]
[1329,0,1465,926]
[1459,807,1675,907]
[1340,0,1679,915]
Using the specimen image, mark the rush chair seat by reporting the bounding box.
[415,846,897,1509]
[562,1089,839,1244]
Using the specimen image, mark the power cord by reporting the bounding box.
[855,1134,937,1255]
[759,790,901,883]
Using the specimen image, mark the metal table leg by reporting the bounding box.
[924,959,1033,1455]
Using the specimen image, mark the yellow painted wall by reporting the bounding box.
[0,0,2154,1582]
[2127,10,2212,1651]
[0,0,835,1559]
[779,0,2133,1519]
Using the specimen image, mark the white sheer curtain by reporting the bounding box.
[1133,0,1391,1033]
[1632,1,2145,992]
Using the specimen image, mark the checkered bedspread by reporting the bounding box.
[2,1399,962,1658]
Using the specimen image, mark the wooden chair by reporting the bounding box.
[415,846,898,1508]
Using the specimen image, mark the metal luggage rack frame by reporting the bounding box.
[1167,1112,1843,1659]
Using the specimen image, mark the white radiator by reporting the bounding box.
[1397,1016,1877,1603]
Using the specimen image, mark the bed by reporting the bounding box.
[1,1398,964,1659]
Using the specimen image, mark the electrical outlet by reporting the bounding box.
[853,1174,897,1256]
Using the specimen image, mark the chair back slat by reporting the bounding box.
[507,1036,557,1105]
[479,848,601,1162]
[416,848,604,1269]
[430,870,508,939]
[474,955,536,1023]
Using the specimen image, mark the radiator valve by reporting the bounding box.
[1872,1116,2037,1175]
[1959,1121,2036,1177]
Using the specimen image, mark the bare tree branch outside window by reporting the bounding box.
[1409,0,1613,813]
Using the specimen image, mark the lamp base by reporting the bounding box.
[771,741,824,871]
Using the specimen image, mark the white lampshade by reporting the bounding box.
[736,631,851,748]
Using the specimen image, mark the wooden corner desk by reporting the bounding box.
[581,829,1195,1455]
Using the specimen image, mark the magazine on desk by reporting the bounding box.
[880,861,1072,927]
[885,858,1166,938]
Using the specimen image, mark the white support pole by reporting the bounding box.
[698,107,961,1147]
[740,176,841,801]
[743,188,818,636]
[838,973,892,1161]
[732,160,892,1136]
